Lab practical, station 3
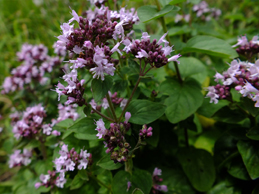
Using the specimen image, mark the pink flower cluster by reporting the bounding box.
[90,91,128,111]
[139,124,153,140]
[123,32,181,68]
[12,104,60,139]
[35,170,66,189]
[9,149,32,168]
[232,35,259,59]
[206,59,259,107]
[52,104,79,125]
[152,168,168,193]
[193,1,221,21]
[2,44,63,94]
[36,144,92,189]
[53,69,86,106]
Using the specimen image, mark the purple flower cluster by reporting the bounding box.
[54,69,86,106]
[232,35,259,59]
[55,5,138,82]
[9,149,32,168]
[54,144,92,174]
[36,144,92,189]
[152,168,168,193]
[12,104,60,139]
[94,113,131,163]
[193,1,221,21]
[206,59,259,107]
[139,124,153,140]
[174,14,190,23]
[2,44,63,94]
[123,32,181,68]
[51,104,79,125]
[35,170,66,189]
[90,91,127,111]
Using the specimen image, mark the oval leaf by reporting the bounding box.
[126,100,166,125]
[177,147,216,192]
[182,35,238,59]
[137,5,180,23]
[237,140,259,180]
[97,155,123,170]
[160,78,203,123]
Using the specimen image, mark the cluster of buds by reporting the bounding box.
[206,59,259,107]
[232,35,259,60]
[152,168,168,193]
[12,104,60,139]
[192,1,221,21]
[35,170,66,189]
[9,149,32,168]
[1,44,63,94]
[54,69,86,106]
[90,91,128,112]
[139,124,153,140]
[123,32,181,69]
[94,112,131,163]
[54,144,92,174]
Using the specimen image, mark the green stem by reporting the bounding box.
[119,76,142,121]
[91,107,115,122]
[154,0,183,84]
[106,93,118,122]
[40,140,47,160]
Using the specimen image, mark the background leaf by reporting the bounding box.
[177,147,216,192]
[182,36,238,59]
[91,76,113,102]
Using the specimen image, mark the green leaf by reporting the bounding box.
[91,76,113,102]
[207,181,241,194]
[168,25,192,36]
[132,188,144,194]
[168,57,207,83]
[65,117,97,140]
[131,169,152,194]
[177,147,216,192]
[227,156,250,180]
[137,5,180,23]
[112,169,152,194]
[160,78,203,123]
[97,155,123,170]
[161,167,195,194]
[112,171,131,194]
[197,98,229,118]
[237,140,259,179]
[70,174,85,190]
[159,0,186,6]
[78,170,89,181]
[182,36,238,59]
[126,100,166,125]
[246,126,259,140]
